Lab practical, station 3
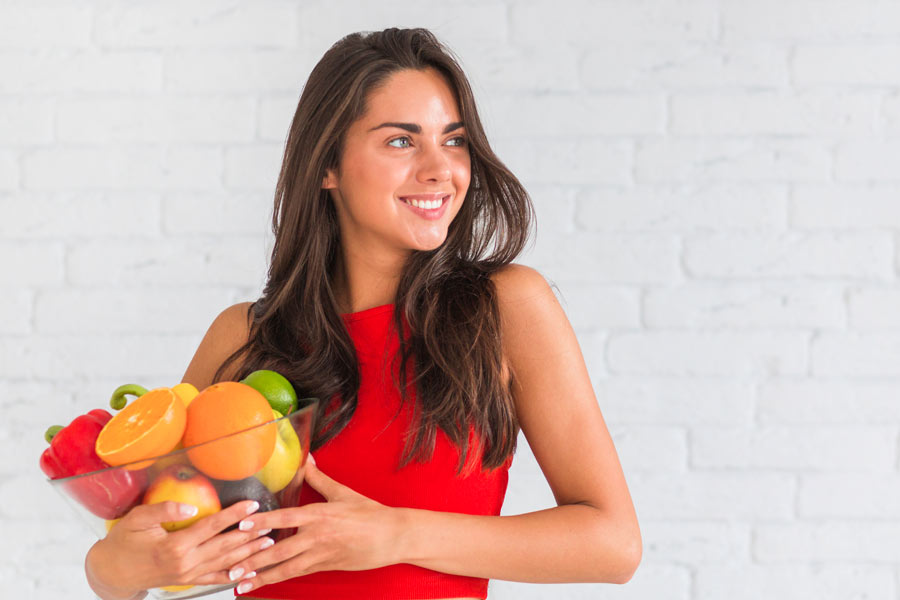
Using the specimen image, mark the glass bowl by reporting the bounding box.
[47,397,318,600]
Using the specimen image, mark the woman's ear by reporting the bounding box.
[322,168,337,190]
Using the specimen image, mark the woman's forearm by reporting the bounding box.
[394,504,641,584]
[84,541,148,600]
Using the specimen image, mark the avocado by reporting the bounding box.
[212,476,280,535]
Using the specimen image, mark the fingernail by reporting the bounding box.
[237,581,253,594]
[308,454,316,465]
[179,504,198,517]
[260,537,274,550]
[239,520,253,531]
[257,528,272,536]
[246,501,260,515]
[244,570,256,579]
[228,567,244,581]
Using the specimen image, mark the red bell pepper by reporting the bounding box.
[40,408,146,520]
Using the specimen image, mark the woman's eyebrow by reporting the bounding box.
[368,121,464,134]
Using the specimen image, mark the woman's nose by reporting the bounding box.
[416,142,452,183]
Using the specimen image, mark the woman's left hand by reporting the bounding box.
[226,455,403,594]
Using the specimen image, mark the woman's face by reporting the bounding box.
[323,67,471,259]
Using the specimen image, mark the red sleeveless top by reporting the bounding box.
[238,303,514,599]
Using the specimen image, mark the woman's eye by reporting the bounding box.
[387,136,468,149]
[388,136,411,148]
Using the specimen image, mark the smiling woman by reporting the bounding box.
[321,67,472,274]
[82,27,641,600]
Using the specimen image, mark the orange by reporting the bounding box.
[95,388,187,470]
[182,381,277,480]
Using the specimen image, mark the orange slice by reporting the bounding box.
[96,388,187,470]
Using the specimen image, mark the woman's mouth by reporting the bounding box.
[398,194,450,220]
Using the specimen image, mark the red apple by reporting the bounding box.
[143,464,221,531]
[145,441,191,480]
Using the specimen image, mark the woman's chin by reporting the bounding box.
[405,231,449,252]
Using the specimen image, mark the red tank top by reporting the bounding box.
[239,303,514,599]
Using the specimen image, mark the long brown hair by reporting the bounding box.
[214,27,535,476]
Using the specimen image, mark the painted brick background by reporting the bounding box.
[2,1,898,598]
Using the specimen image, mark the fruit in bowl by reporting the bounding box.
[241,369,298,416]
[96,388,187,471]
[143,464,221,531]
[255,409,302,493]
[183,381,277,480]
[42,373,317,600]
[212,475,280,537]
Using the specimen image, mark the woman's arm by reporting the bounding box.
[395,504,635,583]
[85,541,148,600]
[396,264,641,583]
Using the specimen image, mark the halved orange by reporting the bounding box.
[95,388,187,470]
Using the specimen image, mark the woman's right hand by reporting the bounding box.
[87,499,271,596]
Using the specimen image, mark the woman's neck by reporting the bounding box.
[332,250,404,314]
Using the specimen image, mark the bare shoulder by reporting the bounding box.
[181,302,254,389]
[490,263,554,306]
[489,264,558,388]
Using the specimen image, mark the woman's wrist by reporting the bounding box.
[85,540,147,600]
[391,507,419,566]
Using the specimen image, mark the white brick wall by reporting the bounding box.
[3,1,898,598]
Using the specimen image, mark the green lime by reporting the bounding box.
[240,369,298,415]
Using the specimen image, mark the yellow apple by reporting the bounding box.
[254,409,301,494]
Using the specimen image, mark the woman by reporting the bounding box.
[84,27,641,600]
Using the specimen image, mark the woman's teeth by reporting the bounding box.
[403,197,444,210]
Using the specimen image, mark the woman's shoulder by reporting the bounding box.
[181,302,254,389]
[489,263,554,307]
[216,301,255,328]
[204,302,255,345]
[489,264,556,388]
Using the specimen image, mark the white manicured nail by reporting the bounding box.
[260,537,274,550]
[257,528,272,536]
[228,567,244,581]
[237,581,253,593]
[239,520,253,531]
[246,501,260,514]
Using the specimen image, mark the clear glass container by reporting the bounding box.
[48,398,318,599]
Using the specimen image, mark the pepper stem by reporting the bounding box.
[110,383,149,411]
[44,425,64,444]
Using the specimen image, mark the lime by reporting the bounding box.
[240,370,298,415]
